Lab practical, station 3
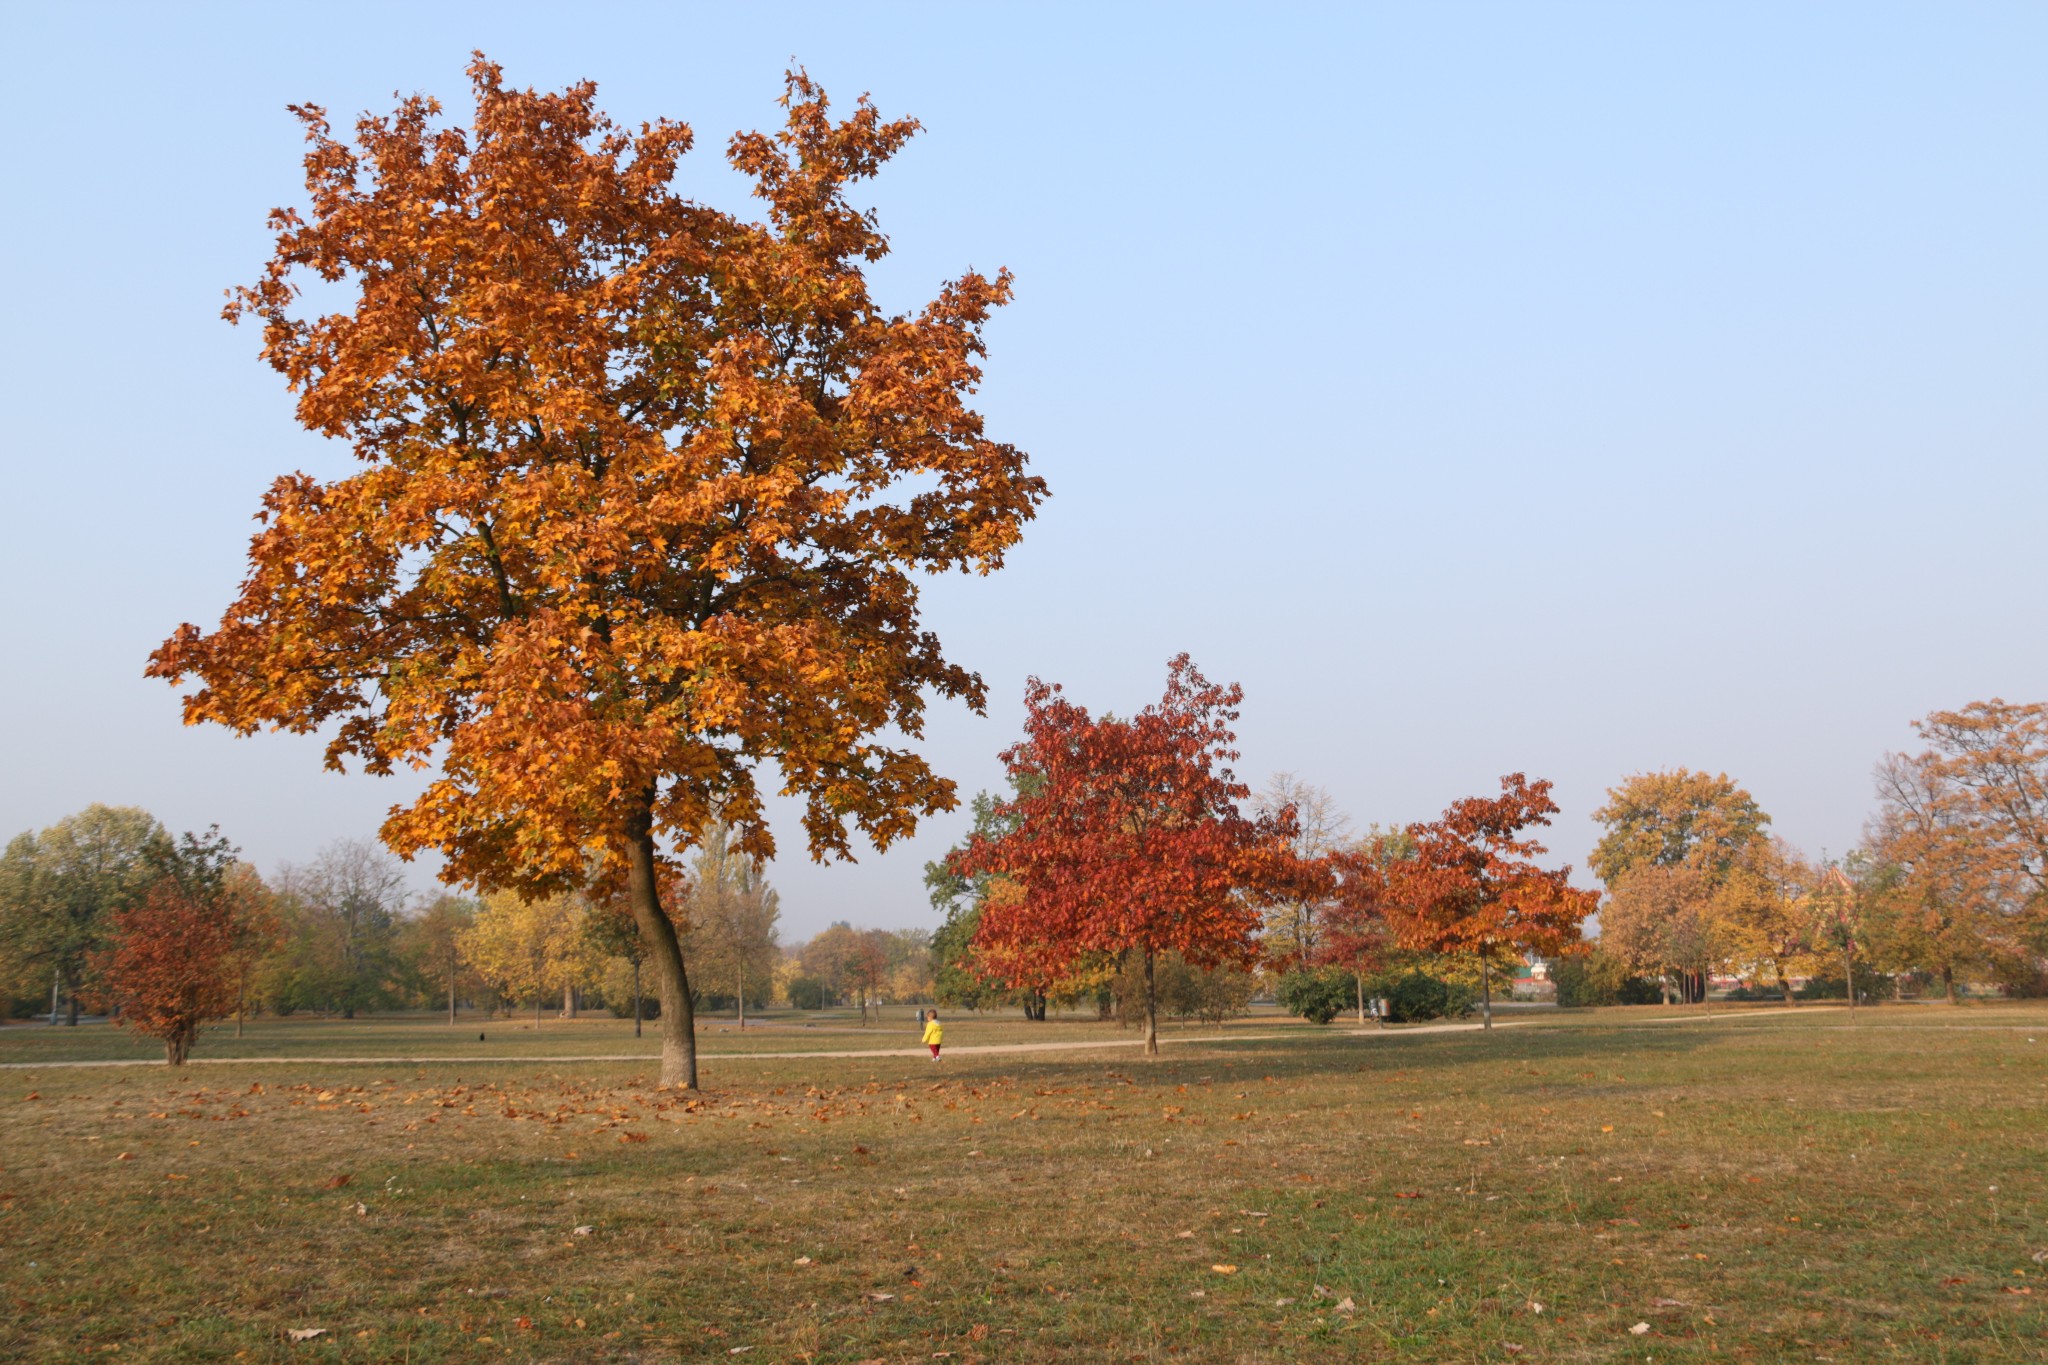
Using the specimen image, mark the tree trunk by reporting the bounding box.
[1843,944,1856,1015]
[1480,958,1493,1031]
[66,973,79,1026]
[49,968,61,1026]
[535,990,543,1025]
[625,793,698,1089]
[448,961,458,1025]
[563,981,576,1020]
[1142,949,1159,1056]
[1942,963,1956,1005]
[736,964,745,1030]
[632,958,643,1039]
[1356,972,1366,1026]
[1777,964,1795,1005]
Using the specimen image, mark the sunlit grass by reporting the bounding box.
[2,1004,2043,1361]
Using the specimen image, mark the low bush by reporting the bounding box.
[1552,950,1661,1007]
[785,975,831,1011]
[1382,971,1474,1023]
[1276,968,1352,1025]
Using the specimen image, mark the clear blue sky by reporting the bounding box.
[2,3,2042,936]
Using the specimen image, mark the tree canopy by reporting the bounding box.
[146,58,1045,1086]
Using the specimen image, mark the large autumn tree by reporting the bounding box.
[954,654,1291,1055]
[1386,775,1596,1029]
[146,58,1045,1087]
[1589,769,1772,1003]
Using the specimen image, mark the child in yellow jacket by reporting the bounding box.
[922,1009,943,1061]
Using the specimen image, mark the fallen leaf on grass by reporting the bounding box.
[323,1173,352,1190]
[862,1292,896,1303]
[115,1153,131,1161]
[1650,1297,1686,1308]
[1211,1265,1238,1275]
[286,1328,325,1342]
[1334,1297,1355,1313]
[573,1225,594,1236]
[793,1256,813,1266]
[619,1132,648,1144]
[1629,1322,1651,1336]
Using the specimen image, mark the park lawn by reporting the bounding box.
[0,1007,1302,1067]
[1,1007,2044,1363]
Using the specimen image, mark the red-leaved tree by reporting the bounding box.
[1387,774,1597,1030]
[1321,829,1409,1023]
[94,881,246,1065]
[956,654,1290,1055]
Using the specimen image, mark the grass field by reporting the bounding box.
[2,1004,2044,1363]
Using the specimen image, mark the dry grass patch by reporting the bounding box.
[1,1005,2044,1361]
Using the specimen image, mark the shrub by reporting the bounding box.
[1990,953,2048,999]
[1382,971,1474,1023]
[1277,968,1352,1025]
[785,975,831,1010]
[1552,950,1661,1008]
[1157,957,1255,1024]
[1797,965,1896,1002]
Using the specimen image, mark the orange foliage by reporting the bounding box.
[145,58,1044,1086]
[1386,774,1596,1023]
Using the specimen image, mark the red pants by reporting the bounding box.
[928,1044,941,1058]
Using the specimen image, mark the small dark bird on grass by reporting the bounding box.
[479,1033,486,1042]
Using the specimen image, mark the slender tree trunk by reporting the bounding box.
[1480,958,1493,1031]
[1843,944,1857,1016]
[535,992,543,1024]
[1142,949,1159,1056]
[625,792,698,1089]
[448,961,458,1025]
[67,988,79,1026]
[1356,972,1366,1026]
[1942,963,1956,1005]
[1777,964,1795,1005]
[49,968,61,1026]
[633,958,643,1039]
[563,981,576,1020]
[736,964,745,1030]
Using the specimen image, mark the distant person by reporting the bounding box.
[922,1008,943,1061]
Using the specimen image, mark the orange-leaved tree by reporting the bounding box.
[955,654,1291,1055]
[1387,775,1596,1030]
[145,58,1045,1087]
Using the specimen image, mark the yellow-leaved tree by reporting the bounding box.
[146,58,1045,1086]
[459,891,601,1023]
